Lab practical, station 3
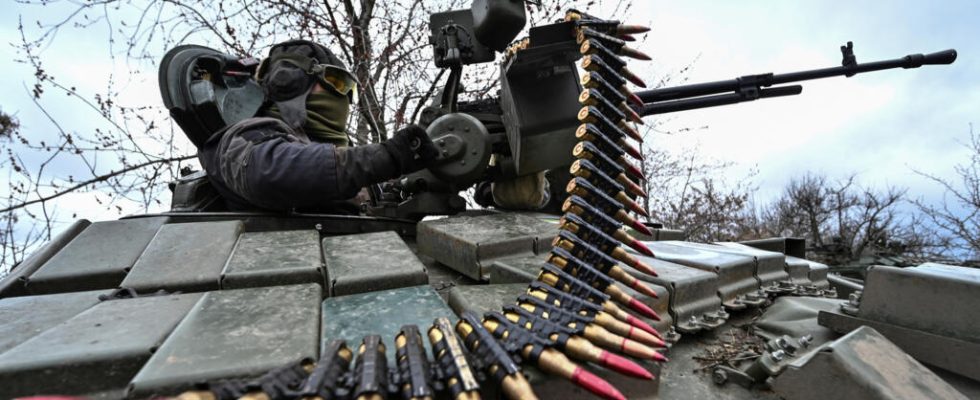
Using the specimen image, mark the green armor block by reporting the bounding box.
[417,212,557,281]
[221,230,325,290]
[0,292,203,398]
[25,217,169,294]
[446,283,529,316]
[129,283,322,397]
[321,231,428,296]
[321,285,454,363]
[0,289,110,354]
[488,253,547,284]
[121,220,243,293]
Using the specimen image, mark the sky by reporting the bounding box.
[0,0,977,228]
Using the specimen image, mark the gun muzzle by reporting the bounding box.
[909,49,957,67]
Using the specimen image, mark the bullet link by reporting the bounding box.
[575,123,631,160]
[581,71,644,107]
[483,314,625,400]
[561,210,649,256]
[567,178,649,229]
[562,194,653,237]
[428,318,481,400]
[456,312,537,400]
[576,28,627,50]
[503,305,652,380]
[577,118,641,160]
[551,237,646,300]
[571,158,646,199]
[579,87,645,126]
[574,141,646,185]
[578,116,644,160]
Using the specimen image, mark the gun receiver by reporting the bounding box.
[636,43,957,116]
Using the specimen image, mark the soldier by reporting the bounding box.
[198,39,439,211]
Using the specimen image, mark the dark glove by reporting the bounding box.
[383,124,440,174]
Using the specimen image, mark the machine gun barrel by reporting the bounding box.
[635,47,956,116]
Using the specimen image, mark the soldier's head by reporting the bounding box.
[257,39,357,145]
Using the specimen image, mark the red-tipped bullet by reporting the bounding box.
[628,325,667,348]
[625,314,661,339]
[620,337,668,362]
[599,351,654,380]
[628,298,661,321]
[621,66,647,88]
[620,140,643,161]
[630,257,659,278]
[620,45,652,61]
[629,219,654,236]
[628,237,654,257]
[571,367,627,400]
[631,279,661,300]
[620,121,644,141]
[628,91,644,107]
[619,33,637,42]
[620,158,645,181]
[626,237,653,257]
[616,24,652,35]
[624,105,644,125]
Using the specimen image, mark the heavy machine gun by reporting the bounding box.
[366,1,956,220]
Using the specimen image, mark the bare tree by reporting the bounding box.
[914,124,980,261]
[758,172,935,264]
[640,141,758,243]
[1,0,623,274]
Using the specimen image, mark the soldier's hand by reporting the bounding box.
[384,124,440,173]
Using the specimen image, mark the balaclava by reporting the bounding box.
[259,39,352,146]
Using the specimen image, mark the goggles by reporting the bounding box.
[314,64,358,103]
[256,54,359,103]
